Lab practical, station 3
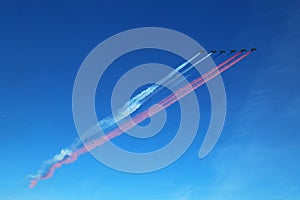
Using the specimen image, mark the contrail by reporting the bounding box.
[29,51,252,188]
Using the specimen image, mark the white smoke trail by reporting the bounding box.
[164,53,213,88]
[29,149,72,179]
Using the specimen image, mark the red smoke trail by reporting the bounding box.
[30,51,252,188]
[159,51,252,109]
[157,52,243,108]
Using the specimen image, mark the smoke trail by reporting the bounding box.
[166,52,241,95]
[157,52,251,109]
[157,53,213,90]
[29,51,252,188]
[29,51,209,186]
[28,149,72,180]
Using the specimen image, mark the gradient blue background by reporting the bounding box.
[1,0,299,199]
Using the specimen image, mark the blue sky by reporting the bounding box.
[1,0,299,199]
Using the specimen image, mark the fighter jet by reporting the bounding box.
[210,50,217,53]
[240,49,247,52]
[230,50,237,53]
[220,50,226,54]
[251,48,257,51]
